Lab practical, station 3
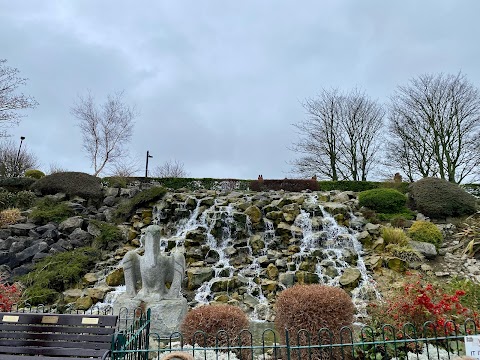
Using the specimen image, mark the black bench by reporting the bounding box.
[0,312,118,359]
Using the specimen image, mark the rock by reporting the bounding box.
[103,196,118,207]
[0,237,13,251]
[63,289,83,303]
[75,296,93,310]
[9,223,36,236]
[364,223,381,235]
[324,266,339,278]
[356,231,372,247]
[266,263,279,280]
[282,203,300,222]
[0,228,12,239]
[83,273,98,285]
[372,238,385,252]
[59,216,84,234]
[105,187,119,197]
[420,264,433,272]
[106,268,125,286]
[187,267,214,290]
[245,206,262,223]
[69,228,93,245]
[409,240,437,259]
[85,288,106,302]
[322,202,350,215]
[279,272,295,287]
[260,279,277,292]
[249,235,265,255]
[295,271,319,284]
[339,268,361,289]
[243,293,260,308]
[435,271,450,277]
[210,277,236,292]
[15,241,49,264]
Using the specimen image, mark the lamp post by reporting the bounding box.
[15,136,25,177]
[145,150,153,178]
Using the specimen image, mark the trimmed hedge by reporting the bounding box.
[250,179,319,192]
[409,177,477,218]
[24,169,45,179]
[358,188,407,213]
[31,172,103,199]
[0,177,36,192]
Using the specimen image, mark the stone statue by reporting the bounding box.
[116,225,188,336]
[122,225,185,301]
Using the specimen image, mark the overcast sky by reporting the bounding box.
[1,1,480,179]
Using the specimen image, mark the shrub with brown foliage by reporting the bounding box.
[250,178,319,192]
[0,208,21,227]
[180,304,250,358]
[275,285,355,360]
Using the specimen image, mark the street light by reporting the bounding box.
[15,136,25,177]
[145,150,153,178]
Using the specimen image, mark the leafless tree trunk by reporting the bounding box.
[387,72,480,183]
[290,88,384,180]
[290,89,343,180]
[71,91,136,176]
[0,140,38,177]
[154,159,188,178]
[0,59,38,135]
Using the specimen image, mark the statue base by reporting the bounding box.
[113,294,188,337]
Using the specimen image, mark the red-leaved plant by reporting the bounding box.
[0,273,22,311]
[368,274,479,338]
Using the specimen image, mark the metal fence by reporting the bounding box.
[2,303,478,360]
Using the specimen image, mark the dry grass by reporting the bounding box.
[0,208,21,227]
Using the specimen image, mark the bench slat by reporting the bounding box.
[0,312,117,327]
[0,331,112,343]
[0,338,111,349]
[0,323,116,335]
[0,345,108,357]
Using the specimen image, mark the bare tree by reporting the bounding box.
[0,140,38,177]
[153,159,188,178]
[71,91,136,176]
[47,162,69,175]
[0,59,38,134]
[290,88,384,181]
[108,156,141,177]
[387,72,480,183]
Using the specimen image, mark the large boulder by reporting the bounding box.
[59,216,84,234]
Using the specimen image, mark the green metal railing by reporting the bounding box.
[111,318,479,360]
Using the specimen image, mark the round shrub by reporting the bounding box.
[409,177,477,218]
[275,285,355,360]
[181,304,250,358]
[14,190,37,210]
[408,220,443,248]
[358,188,407,213]
[24,169,45,179]
[30,172,102,199]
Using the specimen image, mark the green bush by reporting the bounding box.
[24,169,45,179]
[358,188,407,213]
[90,220,124,249]
[409,177,477,218]
[181,304,250,359]
[102,176,128,188]
[0,177,36,192]
[0,191,15,210]
[19,247,100,305]
[444,277,480,311]
[30,197,74,224]
[275,285,354,360]
[14,190,37,209]
[30,172,103,199]
[114,186,167,222]
[381,227,410,246]
[408,220,443,248]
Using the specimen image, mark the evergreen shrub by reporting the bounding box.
[19,247,99,305]
[30,197,74,224]
[114,186,167,223]
[0,177,36,192]
[90,220,124,249]
[381,227,409,246]
[181,304,250,359]
[409,177,477,218]
[250,179,318,192]
[24,169,45,179]
[30,172,103,199]
[408,220,443,248]
[0,190,36,211]
[275,284,355,360]
[358,188,406,213]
